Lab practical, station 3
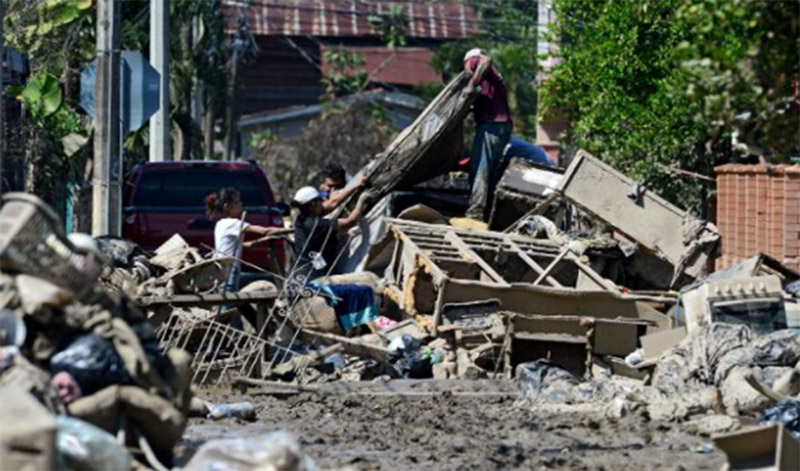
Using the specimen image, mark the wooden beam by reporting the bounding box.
[506,240,563,288]
[533,247,570,286]
[566,252,619,293]
[445,231,510,287]
[431,279,448,337]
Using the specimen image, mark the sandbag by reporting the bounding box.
[290,296,343,335]
[0,387,57,471]
[68,385,187,456]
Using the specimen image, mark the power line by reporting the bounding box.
[224,0,542,27]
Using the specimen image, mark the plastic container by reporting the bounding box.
[0,193,101,298]
[207,402,258,421]
[55,416,131,471]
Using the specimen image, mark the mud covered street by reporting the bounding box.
[180,382,725,471]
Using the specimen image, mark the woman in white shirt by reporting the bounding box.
[205,187,290,293]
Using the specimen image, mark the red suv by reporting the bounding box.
[123,160,287,271]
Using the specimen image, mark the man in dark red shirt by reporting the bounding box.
[462,48,512,223]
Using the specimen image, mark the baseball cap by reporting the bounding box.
[463,48,482,62]
[293,186,322,205]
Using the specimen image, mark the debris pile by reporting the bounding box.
[0,193,193,470]
[2,75,799,469]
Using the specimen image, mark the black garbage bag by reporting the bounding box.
[50,333,131,395]
[93,236,147,268]
[388,334,432,379]
[761,399,800,438]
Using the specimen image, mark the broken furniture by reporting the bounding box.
[556,151,721,288]
[714,424,800,471]
[375,219,668,338]
[489,158,563,231]
[339,72,474,215]
[503,312,650,378]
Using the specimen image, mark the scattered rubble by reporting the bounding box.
[1,77,798,469]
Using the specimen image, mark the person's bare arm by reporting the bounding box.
[245,225,294,236]
[336,192,369,231]
[463,55,492,97]
[468,55,492,87]
[322,175,365,212]
[243,228,294,248]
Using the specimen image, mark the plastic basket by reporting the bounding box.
[0,193,101,297]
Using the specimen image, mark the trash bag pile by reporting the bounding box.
[0,193,193,471]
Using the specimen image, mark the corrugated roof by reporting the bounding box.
[321,46,440,85]
[223,0,478,39]
[239,89,424,129]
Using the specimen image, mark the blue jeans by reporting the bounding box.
[467,122,512,221]
[221,263,243,328]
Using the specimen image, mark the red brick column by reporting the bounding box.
[715,164,800,271]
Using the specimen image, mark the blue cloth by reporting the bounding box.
[503,136,555,167]
[467,121,512,220]
[311,283,379,331]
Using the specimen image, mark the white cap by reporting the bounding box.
[463,48,482,62]
[293,186,322,205]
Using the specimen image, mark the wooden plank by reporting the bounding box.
[136,289,279,307]
[301,329,389,362]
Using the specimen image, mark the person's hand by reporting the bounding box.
[355,174,367,188]
[461,84,476,99]
[52,371,82,404]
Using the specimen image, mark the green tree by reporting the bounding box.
[321,46,369,101]
[368,4,409,49]
[542,0,799,211]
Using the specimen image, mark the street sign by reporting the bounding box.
[80,50,161,133]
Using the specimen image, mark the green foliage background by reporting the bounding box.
[543,0,799,211]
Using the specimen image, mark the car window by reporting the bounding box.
[132,170,270,207]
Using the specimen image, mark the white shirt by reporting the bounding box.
[214,218,250,259]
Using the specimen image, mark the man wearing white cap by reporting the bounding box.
[292,186,368,279]
[461,48,512,223]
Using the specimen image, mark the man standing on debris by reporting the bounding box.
[319,163,366,214]
[206,188,292,293]
[292,186,369,280]
[460,48,512,225]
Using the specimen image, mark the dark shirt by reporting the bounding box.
[465,56,511,125]
[294,215,340,275]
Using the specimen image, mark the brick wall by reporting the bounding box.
[716,164,800,271]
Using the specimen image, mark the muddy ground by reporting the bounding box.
[179,380,725,471]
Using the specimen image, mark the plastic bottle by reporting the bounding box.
[206,402,257,421]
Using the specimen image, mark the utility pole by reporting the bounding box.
[225,2,252,161]
[223,45,239,161]
[190,15,204,128]
[0,0,5,194]
[149,0,170,162]
[92,0,121,236]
